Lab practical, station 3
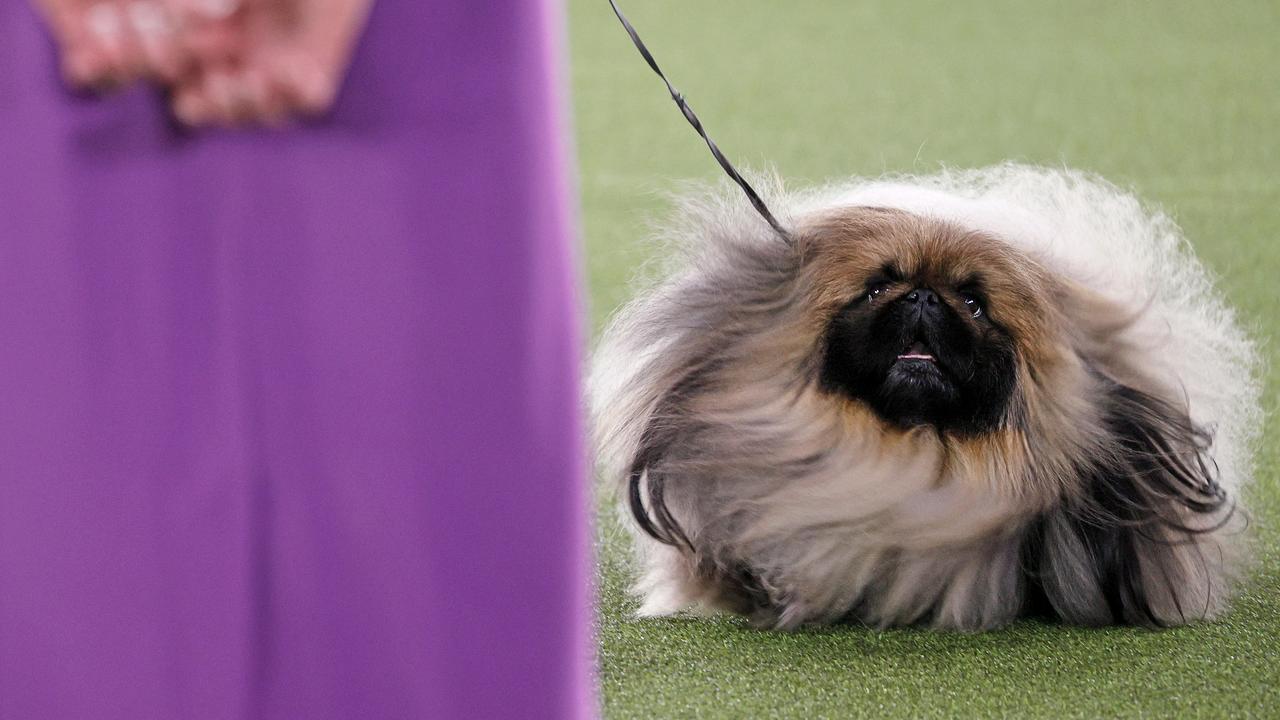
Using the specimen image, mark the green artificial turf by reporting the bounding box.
[567,1,1280,717]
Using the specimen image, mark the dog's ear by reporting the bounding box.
[627,450,690,550]
[626,388,700,552]
[1027,373,1238,627]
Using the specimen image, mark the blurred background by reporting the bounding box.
[571,1,1278,717]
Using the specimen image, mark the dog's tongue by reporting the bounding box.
[898,341,935,361]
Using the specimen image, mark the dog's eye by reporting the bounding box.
[960,292,984,318]
[866,282,891,302]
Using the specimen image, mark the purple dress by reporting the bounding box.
[0,2,591,718]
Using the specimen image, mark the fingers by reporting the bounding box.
[39,0,357,127]
[44,0,249,92]
[170,0,245,67]
[126,1,186,82]
[45,0,192,90]
[173,64,290,128]
[33,0,111,86]
[72,2,133,88]
[269,51,338,117]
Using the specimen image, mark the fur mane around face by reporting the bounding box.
[590,165,1261,630]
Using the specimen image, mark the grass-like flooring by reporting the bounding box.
[569,1,1280,716]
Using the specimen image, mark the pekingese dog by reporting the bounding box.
[590,165,1261,630]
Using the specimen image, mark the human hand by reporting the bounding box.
[169,0,373,126]
[35,0,240,88]
[34,0,372,126]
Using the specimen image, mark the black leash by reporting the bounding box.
[606,0,791,243]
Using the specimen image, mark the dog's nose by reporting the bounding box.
[905,288,939,306]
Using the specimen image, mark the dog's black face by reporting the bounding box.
[820,264,1018,434]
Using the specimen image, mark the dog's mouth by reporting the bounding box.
[896,340,936,364]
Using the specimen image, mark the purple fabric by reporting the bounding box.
[0,2,591,718]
